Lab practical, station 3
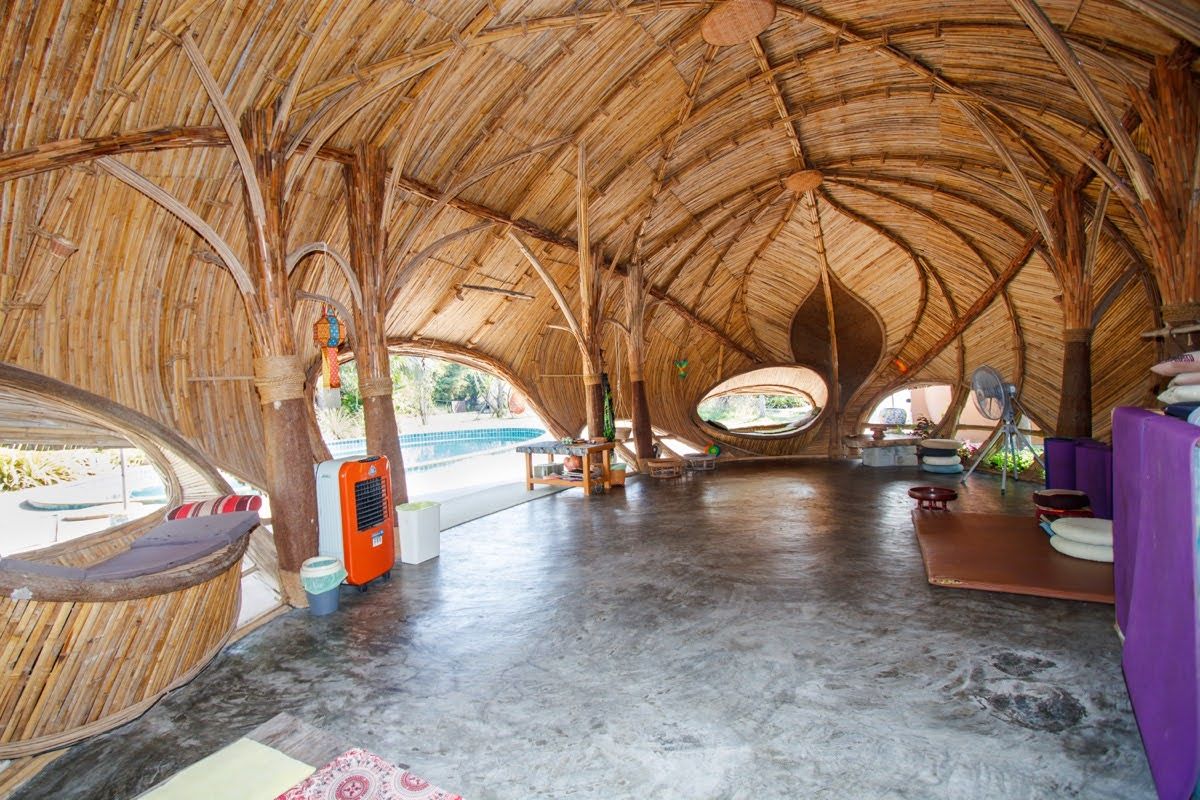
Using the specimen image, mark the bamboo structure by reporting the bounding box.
[344,144,409,504]
[0,1,1193,585]
[0,531,248,758]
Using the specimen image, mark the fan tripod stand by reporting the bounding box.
[961,411,1044,494]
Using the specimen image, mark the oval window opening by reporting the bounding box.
[865,383,954,434]
[697,366,828,438]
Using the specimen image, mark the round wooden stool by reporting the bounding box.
[909,486,958,511]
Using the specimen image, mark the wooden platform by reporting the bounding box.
[912,511,1114,604]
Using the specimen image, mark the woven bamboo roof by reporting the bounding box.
[0,0,1193,485]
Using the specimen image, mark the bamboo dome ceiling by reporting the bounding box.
[0,0,1193,484]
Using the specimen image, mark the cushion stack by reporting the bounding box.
[919,438,963,474]
[1048,517,1113,563]
[1031,488,1091,520]
[1151,350,1200,424]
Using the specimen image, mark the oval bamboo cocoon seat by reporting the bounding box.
[0,532,250,758]
[701,0,777,46]
[785,169,823,193]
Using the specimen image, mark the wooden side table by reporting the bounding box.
[908,486,958,511]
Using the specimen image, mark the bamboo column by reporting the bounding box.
[241,108,318,607]
[577,144,605,439]
[1048,179,1095,438]
[624,256,655,461]
[344,143,409,503]
[1134,50,1199,327]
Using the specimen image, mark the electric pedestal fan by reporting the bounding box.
[961,365,1044,494]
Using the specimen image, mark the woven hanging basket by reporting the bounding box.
[701,0,777,46]
[785,169,823,193]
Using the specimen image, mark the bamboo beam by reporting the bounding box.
[457,283,534,300]
[1114,0,1200,44]
[344,143,409,504]
[879,104,1142,389]
[1006,0,1155,201]
[95,157,256,296]
[508,232,591,367]
[958,104,1056,248]
[286,242,363,311]
[0,126,225,183]
[179,32,268,227]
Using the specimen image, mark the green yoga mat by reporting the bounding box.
[140,738,314,799]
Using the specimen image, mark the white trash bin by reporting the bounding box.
[396,501,441,564]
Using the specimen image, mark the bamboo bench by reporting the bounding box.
[0,512,258,758]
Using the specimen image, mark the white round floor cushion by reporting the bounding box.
[922,438,960,451]
[922,455,961,466]
[1050,535,1113,563]
[1050,516,1113,547]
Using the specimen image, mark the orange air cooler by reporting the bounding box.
[316,455,395,587]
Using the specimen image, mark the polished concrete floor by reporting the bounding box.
[15,463,1153,799]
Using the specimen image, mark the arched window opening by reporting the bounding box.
[0,393,167,557]
[314,353,549,497]
[696,366,828,438]
[865,384,954,434]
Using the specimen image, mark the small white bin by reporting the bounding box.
[396,501,441,564]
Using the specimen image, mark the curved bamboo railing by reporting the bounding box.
[0,532,249,758]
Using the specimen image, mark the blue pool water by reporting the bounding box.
[327,427,545,470]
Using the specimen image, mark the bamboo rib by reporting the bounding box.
[0,0,1183,556]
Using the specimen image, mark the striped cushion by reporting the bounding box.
[167,494,262,520]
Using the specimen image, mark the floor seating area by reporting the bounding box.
[9,464,1157,799]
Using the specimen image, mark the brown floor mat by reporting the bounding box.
[912,510,1114,604]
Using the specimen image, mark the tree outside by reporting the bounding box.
[315,356,521,442]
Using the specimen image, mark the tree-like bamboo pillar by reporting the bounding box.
[1048,179,1094,438]
[1131,49,1199,324]
[577,144,605,439]
[344,143,408,504]
[241,108,318,607]
[624,256,655,461]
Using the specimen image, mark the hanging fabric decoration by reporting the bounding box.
[312,307,345,390]
[601,372,616,442]
[673,359,689,379]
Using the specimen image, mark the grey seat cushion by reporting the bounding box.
[0,557,87,580]
[84,540,226,581]
[131,511,260,549]
[0,512,258,584]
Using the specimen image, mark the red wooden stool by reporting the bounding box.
[909,486,958,511]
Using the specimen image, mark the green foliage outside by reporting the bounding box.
[319,356,513,441]
[0,447,148,492]
[764,395,806,409]
[698,393,815,431]
[958,441,1045,478]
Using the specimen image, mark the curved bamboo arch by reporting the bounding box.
[0,362,231,505]
[385,337,573,440]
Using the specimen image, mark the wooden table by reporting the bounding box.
[516,440,615,494]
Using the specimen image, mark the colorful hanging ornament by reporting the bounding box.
[673,358,689,379]
[312,306,345,390]
[707,443,721,456]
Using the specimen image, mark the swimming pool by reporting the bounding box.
[327,427,545,470]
